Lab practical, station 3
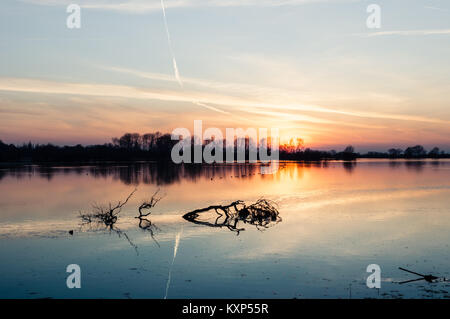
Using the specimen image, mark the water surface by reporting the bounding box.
[1,160,450,299]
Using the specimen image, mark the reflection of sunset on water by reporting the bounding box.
[0,160,450,299]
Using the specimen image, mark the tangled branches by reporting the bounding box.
[183,199,281,235]
[238,199,281,228]
[78,188,165,251]
[135,188,164,247]
[137,188,164,218]
[79,188,138,253]
[79,188,137,230]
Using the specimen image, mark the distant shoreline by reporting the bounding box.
[1,158,449,168]
[2,135,449,164]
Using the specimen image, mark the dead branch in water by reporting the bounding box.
[79,188,138,254]
[137,188,164,218]
[239,199,281,229]
[182,199,281,235]
[135,188,165,247]
[80,188,137,229]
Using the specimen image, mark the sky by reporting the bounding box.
[0,0,449,152]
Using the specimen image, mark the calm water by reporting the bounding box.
[1,160,450,299]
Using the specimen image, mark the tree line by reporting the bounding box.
[0,132,448,163]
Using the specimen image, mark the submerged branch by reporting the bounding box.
[78,188,138,253]
[182,199,281,235]
[137,188,164,218]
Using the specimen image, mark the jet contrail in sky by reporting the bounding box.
[164,228,183,299]
[194,101,231,115]
[161,0,183,87]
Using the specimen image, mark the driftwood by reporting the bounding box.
[183,199,281,235]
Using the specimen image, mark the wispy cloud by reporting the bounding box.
[1,77,449,127]
[21,0,360,13]
[357,29,450,37]
[424,6,449,12]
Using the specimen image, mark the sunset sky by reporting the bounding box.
[1,0,449,152]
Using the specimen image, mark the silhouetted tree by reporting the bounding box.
[1,135,448,163]
[388,148,403,158]
[404,145,427,158]
[428,147,441,158]
[340,145,357,161]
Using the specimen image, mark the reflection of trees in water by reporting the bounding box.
[183,199,282,235]
[0,160,447,184]
[0,163,261,185]
[342,161,357,173]
[404,160,426,172]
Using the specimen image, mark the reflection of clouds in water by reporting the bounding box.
[1,161,450,261]
[277,186,450,212]
[227,188,450,260]
[165,228,183,299]
[0,214,184,239]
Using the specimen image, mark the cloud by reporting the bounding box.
[20,0,360,13]
[1,77,449,127]
[357,29,450,37]
[98,66,450,126]
[424,6,449,12]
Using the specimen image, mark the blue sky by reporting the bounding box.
[0,0,449,151]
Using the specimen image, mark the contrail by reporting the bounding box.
[161,0,183,87]
[164,228,183,299]
[194,101,231,115]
